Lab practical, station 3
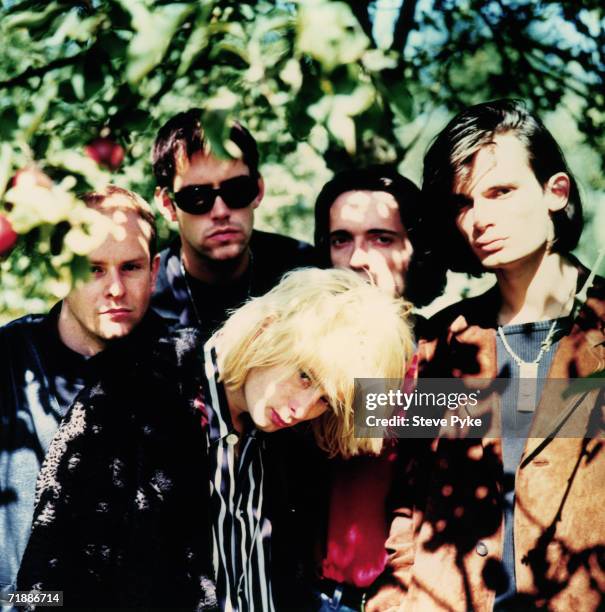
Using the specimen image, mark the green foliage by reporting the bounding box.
[0,0,604,320]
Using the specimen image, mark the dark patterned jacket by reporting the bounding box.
[0,308,166,603]
[16,329,219,610]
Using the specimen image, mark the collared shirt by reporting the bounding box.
[202,342,275,612]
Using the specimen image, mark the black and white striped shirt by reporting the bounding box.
[203,342,276,612]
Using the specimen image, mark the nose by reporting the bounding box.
[105,269,126,298]
[289,389,322,422]
[471,199,495,233]
[210,195,230,220]
[349,243,370,270]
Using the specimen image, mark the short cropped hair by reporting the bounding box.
[216,267,414,458]
[314,165,447,306]
[81,185,157,258]
[152,108,260,190]
[422,99,584,274]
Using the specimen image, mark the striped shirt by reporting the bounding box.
[203,342,276,612]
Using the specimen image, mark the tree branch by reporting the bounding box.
[391,0,419,54]
[0,52,86,90]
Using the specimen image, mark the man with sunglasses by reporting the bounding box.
[152,109,314,339]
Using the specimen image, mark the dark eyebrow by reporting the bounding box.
[483,182,517,193]
[329,229,352,237]
[366,229,401,236]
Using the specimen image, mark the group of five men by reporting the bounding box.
[1,98,604,611]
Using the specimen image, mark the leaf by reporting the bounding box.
[177,21,210,76]
[387,82,414,120]
[327,113,356,154]
[70,254,92,284]
[4,2,62,30]
[362,49,398,72]
[120,2,195,85]
[297,0,368,72]
[308,124,329,153]
[280,58,303,91]
[211,40,249,64]
[18,79,57,140]
[45,150,109,191]
[201,109,231,160]
[71,71,86,101]
[332,85,375,117]
[374,63,414,115]
[0,107,19,141]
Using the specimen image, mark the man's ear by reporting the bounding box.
[545,172,570,212]
[150,253,160,292]
[253,175,265,210]
[155,186,177,223]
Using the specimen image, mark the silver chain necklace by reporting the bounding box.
[497,284,575,412]
[497,319,558,381]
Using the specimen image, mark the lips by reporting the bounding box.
[270,409,289,429]
[474,237,506,253]
[101,308,132,320]
[207,227,241,241]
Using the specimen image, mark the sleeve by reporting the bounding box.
[16,390,130,609]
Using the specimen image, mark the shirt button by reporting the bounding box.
[475,541,488,557]
[226,433,239,446]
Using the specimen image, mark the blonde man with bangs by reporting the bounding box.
[17,267,413,612]
[216,267,412,458]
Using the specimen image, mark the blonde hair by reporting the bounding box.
[216,267,414,458]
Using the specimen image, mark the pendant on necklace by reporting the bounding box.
[517,362,539,412]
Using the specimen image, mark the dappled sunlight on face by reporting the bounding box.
[171,152,259,264]
[329,190,412,297]
[454,133,558,271]
[61,202,156,355]
[241,365,329,433]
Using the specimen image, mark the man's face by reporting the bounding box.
[62,203,158,355]
[454,132,568,271]
[168,151,262,263]
[242,365,330,433]
[329,190,413,296]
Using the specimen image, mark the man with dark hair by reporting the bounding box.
[301,166,442,612]
[151,108,314,339]
[314,164,445,306]
[400,99,605,610]
[0,186,162,603]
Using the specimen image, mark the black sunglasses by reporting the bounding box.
[173,175,259,215]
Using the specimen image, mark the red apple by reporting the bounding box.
[0,214,18,257]
[85,138,125,170]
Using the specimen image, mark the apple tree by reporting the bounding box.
[0,0,604,320]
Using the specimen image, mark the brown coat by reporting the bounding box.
[378,274,605,612]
